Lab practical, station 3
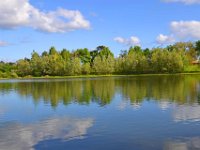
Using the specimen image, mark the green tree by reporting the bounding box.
[75,48,91,64]
[45,55,65,76]
[195,40,200,58]
[61,49,70,61]
[128,46,142,54]
[49,46,58,55]
[69,57,81,75]
[16,59,31,77]
[151,48,168,72]
[173,42,197,61]
[82,63,91,75]
[30,51,44,76]
[143,48,151,58]
[93,55,114,74]
[42,51,48,57]
[98,46,114,58]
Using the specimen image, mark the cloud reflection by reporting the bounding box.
[0,117,94,150]
[164,137,200,150]
[158,101,171,110]
[173,104,200,122]
[117,100,141,110]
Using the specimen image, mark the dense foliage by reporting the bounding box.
[1,41,200,78]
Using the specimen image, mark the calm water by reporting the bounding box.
[0,75,200,150]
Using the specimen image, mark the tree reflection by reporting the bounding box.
[116,75,200,105]
[14,78,115,107]
[0,75,200,108]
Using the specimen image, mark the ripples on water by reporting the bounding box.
[0,75,200,150]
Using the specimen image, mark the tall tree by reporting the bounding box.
[93,55,114,74]
[75,48,91,64]
[195,40,200,58]
[49,46,58,55]
[16,59,31,77]
[31,51,44,76]
[61,49,70,61]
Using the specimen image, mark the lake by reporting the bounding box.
[0,75,200,150]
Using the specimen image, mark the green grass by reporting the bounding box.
[184,65,200,73]
[2,67,200,80]
[1,73,200,80]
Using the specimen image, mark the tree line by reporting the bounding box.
[1,41,200,78]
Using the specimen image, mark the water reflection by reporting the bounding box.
[0,117,94,150]
[0,75,199,107]
[117,75,200,105]
[173,104,200,122]
[164,137,200,150]
[158,101,171,110]
[0,76,200,149]
[15,79,115,107]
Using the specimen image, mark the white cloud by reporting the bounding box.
[130,36,141,46]
[156,34,175,45]
[0,41,9,47]
[114,36,141,46]
[163,0,200,4]
[0,117,94,150]
[170,21,200,39]
[0,0,90,33]
[114,37,126,44]
[155,20,200,44]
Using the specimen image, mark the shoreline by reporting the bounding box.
[1,72,200,80]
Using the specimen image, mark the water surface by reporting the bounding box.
[0,75,200,150]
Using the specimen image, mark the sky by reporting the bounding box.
[0,0,200,61]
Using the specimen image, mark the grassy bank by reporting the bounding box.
[1,72,200,80]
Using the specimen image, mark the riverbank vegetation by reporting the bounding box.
[1,41,200,78]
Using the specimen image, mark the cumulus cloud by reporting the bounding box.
[170,21,200,39]
[114,36,141,46]
[163,0,200,4]
[156,34,175,45]
[0,0,90,33]
[0,117,94,150]
[155,20,200,44]
[0,41,9,47]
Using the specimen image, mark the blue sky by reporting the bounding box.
[0,0,200,61]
